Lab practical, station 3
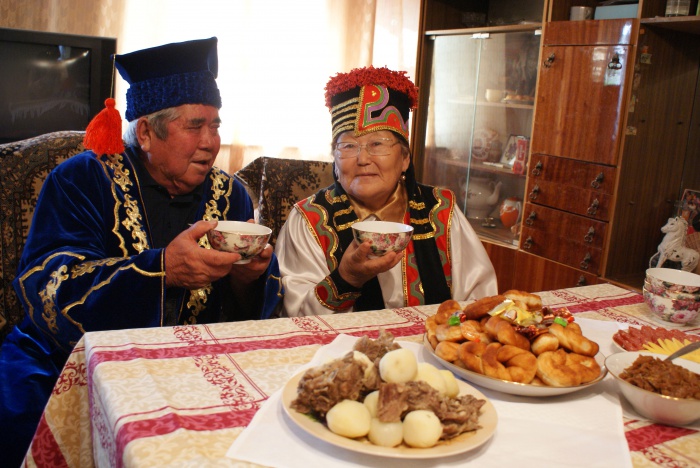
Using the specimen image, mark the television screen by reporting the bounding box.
[0,28,116,144]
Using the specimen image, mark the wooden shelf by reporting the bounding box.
[641,16,700,35]
[425,22,543,37]
[471,219,521,247]
[447,98,535,110]
[433,156,527,178]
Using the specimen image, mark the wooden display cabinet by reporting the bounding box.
[413,0,700,293]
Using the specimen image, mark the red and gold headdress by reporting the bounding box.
[324,66,418,142]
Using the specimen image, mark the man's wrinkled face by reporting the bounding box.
[140,104,221,196]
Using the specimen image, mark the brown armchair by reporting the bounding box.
[234,156,334,246]
[0,131,87,344]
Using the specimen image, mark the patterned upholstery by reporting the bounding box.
[234,156,335,246]
[0,131,86,344]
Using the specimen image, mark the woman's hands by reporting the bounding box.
[337,240,404,288]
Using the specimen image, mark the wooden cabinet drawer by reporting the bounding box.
[526,154,615,221]
[520,225,603,275]
[543,19,637,46]
[521,202,608,250]
[513,250,600,292]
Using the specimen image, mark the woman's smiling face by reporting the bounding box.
[333,130,410,211]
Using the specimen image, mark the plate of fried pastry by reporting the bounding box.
[424,291,607,397]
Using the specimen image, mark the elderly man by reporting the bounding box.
[0,37,282,467]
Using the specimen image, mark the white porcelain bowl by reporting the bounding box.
[646,268,700,295]
[605,351,700,427]
[206,221,271,263]
[642,287,700,325]
[352,221,413,257]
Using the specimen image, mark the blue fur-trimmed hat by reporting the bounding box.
[114,37,222,121]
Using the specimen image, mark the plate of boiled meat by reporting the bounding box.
[282,331,498,459]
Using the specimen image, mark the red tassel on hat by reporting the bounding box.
[83,98,125,155]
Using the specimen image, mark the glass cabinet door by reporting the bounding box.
[420,29,541,246]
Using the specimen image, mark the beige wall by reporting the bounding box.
[0,0,125,39]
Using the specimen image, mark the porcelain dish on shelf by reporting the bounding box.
[423,335,607,397]
[605,351,700,427]
[281,370,498,459]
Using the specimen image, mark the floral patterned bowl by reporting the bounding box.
[643,286,700,325]
[646,268,700,295]
[352,221,413,258]
[644,278,700,302]
[206,221,271,264]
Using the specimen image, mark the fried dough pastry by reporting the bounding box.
[425,315,438,349]
[548,323,599,357]
[536,349,581,387]
[484,315,530,351]
[462,295,506,320]
[435,299,462,325]
[458,341,488,374]
[460,320,491,343]
[531,333,559,356]
[536,349,600,387]
[435,341,460,362]
[503,290,542,311]
[436,323,463,342]
[459,342,537,383]
[483,343,537,383]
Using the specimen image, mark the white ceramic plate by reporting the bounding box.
[423,335,607,397]
[281,371,497,459]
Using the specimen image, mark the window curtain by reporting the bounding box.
[0,0,419,173]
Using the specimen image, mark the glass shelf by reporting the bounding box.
[417,28,540,246]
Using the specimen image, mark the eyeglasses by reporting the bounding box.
[334,138,400,159]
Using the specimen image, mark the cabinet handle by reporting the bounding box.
[525,211,537,226]
[608,53,622,70]
[523,236,534,250]
[576,275,587,287]
[531,161,543,176]
[590,172,604,189]
[580,252,592,270]
[587,199,599,215]
[528,185,540,200]
[543,53,555,68]
[584,227,595,243]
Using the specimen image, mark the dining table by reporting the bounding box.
[22,283,700,467]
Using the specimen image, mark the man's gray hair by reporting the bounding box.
[123,107,181,147]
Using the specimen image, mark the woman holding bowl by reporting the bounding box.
[276,66,497,316]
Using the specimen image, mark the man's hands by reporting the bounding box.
[337,240,404,288]
[165,220,272,289]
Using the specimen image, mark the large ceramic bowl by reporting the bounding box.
[646,268,700,295]
[642,286,700,325]
[644,278,700,301]
[605,351,700,427]
[352,221,413,257]
[206,221,271,263]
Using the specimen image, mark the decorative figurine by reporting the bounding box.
[649,216,700,272]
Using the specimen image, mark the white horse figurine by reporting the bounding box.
[650,217,700,272]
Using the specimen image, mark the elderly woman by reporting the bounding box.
[276,66,497,316]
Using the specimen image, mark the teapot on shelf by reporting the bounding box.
[462,176,502,219]
[499,197,522,229]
